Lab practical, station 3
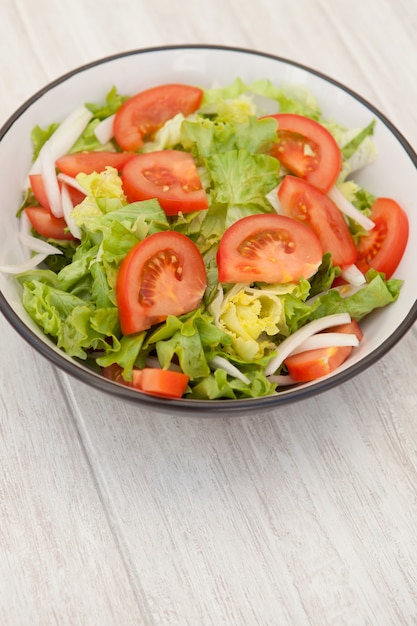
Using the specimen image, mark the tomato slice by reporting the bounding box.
[29,173,86,210]
[113,83,203,151]
[284,320,363,382]
[121,150,208,215]
[102,363,132,386]
[356,198,409,279]
[265,113,342,193]
[29,173,51,210]
[116,230,207,334]
[278,175,358,268]
[25,206,76,241]
[217,213,323,284]
[55,151,136,176]
[102,364,189,398]
[131,368,189,398]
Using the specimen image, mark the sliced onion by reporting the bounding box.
[94,114,115,144]
[340,263,366,286]
[57,172,86,194]
[209,355,250,384]
[60,183,82,239]
[0,254,52,274]
[306,282,364,305]
[39,143,62,217]
[288,331,359,356]
[268,374,299,386]
[19,210,32,238]
[19,232,63,255]
[265,184,282,212]
[265,312,351,376]
[0,231,63,273]
[28,106,93,177]
[328,185,375,231]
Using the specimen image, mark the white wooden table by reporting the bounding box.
[1,1,416,624]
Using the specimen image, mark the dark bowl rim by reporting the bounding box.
[1,43,416,415]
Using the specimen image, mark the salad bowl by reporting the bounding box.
[0,45,416,416]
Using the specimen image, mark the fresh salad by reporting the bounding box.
[4,78,409,400]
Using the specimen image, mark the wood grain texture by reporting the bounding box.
[0,0,416,624]
[0,322,152,625]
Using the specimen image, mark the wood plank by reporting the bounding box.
[0,0,416,623]
[61,325,417,624]
[0,318,151,626]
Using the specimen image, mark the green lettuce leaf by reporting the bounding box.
[96,332,146,380]
[31,123,59,161]
[144,309,231,380]
[84,86,128,120]
[188,368,276,399]
[309,271,403,321]
[206,148,280,211]
[70,87,129,152]
[249,79,322,119]
[181,115,278,158]
[21,280,120,359]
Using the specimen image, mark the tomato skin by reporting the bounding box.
[265,113,342,193]
[55,151,136,176]
[121,150,208,215]
[102,363,132,386]
[217,213,323,284]
[356,198,409,279]
[131,368,189,398]
[284,320,363,382]
[113,83,203,151]
[29,173,86,210]
[29,174,51,210]
[116,230,207,335]
[25,206,76,241]
[102,364,189,398]
[278,175,358,268]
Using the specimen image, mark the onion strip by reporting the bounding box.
[28,106,93,177]
[265,184,282,212]
[328,185,375,231]
[0,254,52,274]
[268,374,299,386]
[39,144,62,217]
[209,355,250,384]
[265,312,351,376]
[18,232,63,255]
[57,172,86,194]
[60,183,82,239]
[94,114,115,144]
[287,331,359,356]
[0,233,63,274]
[340,263,366,286]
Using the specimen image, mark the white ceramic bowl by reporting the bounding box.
[1,45,416,415]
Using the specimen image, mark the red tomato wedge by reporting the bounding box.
[121,150,208,215]
[55,151,136,176]
[217,213,323,284]
[116,230,207,335]
[265,113,342,193]
[29,173,86,211]
[113,83,203,151]
[25,206,76,241]
[29,173,52,210]
[102,364,189,398]
[284,320,363,382]
[278,175,358,268]
[131,368,189,398]
[102,363,130,385]
[356,197,409,279]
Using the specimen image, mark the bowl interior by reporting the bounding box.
[1,45,416,414]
